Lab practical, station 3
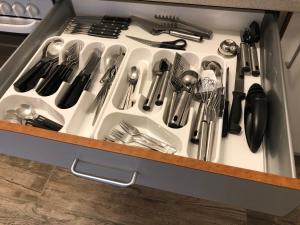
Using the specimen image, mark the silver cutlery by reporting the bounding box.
[4,104,63,131]
[119,66,140,110]
[194,77,222,161]
[155,62,172,106]
[167,53,190,125]
[107,129,170,153]
[13,39,63,92]
[89,48,125,125]
[191,60,223,143]
[143,58,172,111]
[105,121,176,154]
[36,42,82,96]
[119,121,177,154]
[64,16,131,38]
[154,14,213,39]
[131,16,203,42]
[15,104,62,131]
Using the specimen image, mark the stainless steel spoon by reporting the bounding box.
[36,42,83,96]
[16,104,63,131]
[120,66,140,110]
[4,109,47,128]
[100,52,122,83]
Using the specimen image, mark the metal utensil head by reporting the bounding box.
[172,53,190,78]
[131,16,158,35]
[126,35,158,47]
[63,42,83,63]
[44,39,64,59]
[127,66,140,85]
[202,61,222,79]
[180,70,199,91]
[16,104,34,119]
[218,39,238,58]
[4,109,21,124]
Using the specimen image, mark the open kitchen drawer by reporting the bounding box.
[0,0,299,216]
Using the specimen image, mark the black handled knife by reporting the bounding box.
[222,68,230,137]
[229,52,245,134]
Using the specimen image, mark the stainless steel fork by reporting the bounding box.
[119,121,177,154]
[108,129,174,154]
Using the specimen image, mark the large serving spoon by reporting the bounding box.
[14,39,64,92]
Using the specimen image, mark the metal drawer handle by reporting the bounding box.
[285,43,300,69]
[71,158,138,188]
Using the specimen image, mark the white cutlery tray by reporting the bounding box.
[0,20,265,171]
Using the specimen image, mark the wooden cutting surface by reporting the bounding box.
[0,153,298,225]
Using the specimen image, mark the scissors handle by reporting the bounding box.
[159,39,187,50]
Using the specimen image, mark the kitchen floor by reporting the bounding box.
[0,154,298,225]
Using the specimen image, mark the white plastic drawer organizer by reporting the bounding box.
[0,32,227,160]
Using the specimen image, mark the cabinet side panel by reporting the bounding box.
[261,13,296,177]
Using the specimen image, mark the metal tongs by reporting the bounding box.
[131,16,204,42]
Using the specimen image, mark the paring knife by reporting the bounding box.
[57,49,101,109]
[228,52,245,134]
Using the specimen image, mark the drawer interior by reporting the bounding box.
[0,0,295,178]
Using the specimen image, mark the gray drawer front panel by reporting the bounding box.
[0,129,299,216]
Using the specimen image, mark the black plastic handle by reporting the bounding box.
[35,115,63,131]
[57,73,91,109]
[13,59,46,92]
[36,64,73,96]
[89,26,122,33]
[222,100,229,137]
[25,119,48,129]
[244,85,268,152]
[36,64,65,96]
[159,39,187,50]
[249,21,260,43]
[229,91,245,134]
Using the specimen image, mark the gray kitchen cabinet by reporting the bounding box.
[281,12,300,155]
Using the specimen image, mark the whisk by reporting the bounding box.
[193,77,222,161]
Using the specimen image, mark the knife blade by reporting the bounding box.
[228,52,245,134]
[222,68,230,137]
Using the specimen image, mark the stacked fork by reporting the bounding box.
[105,121,177,154]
